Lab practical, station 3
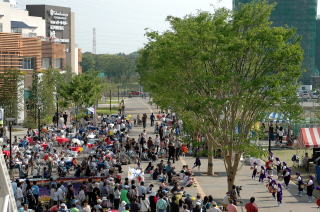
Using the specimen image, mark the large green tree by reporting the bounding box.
[58,71,103,119]
[137,0,303,191]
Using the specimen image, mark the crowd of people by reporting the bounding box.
[6,100,316,212]
[7,108,247,212]
[251,152,315,207]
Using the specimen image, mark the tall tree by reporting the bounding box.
[58,71,103,118]
[137,0,303,191]
[0,70,23,120]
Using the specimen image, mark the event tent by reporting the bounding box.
[299,128,320,148]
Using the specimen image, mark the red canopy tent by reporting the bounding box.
[298,128,320,148]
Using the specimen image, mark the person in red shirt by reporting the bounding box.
[245,197,258,212]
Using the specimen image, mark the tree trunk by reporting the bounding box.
[226,153,241,192]
[207,141,214,175]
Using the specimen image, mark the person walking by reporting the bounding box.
[245,197,258,212]
[306,175,314,202]
[63,112,68,125]
[259,166,266,183]
[193,156,201,172]
[150,113,155,127]
[276,183,283,206]
[283,168,291,189]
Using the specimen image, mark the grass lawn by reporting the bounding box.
[96,109,118,115]
[265,149,313,167]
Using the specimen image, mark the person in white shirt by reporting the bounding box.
[154,135,160,154]
[16,183,24,208]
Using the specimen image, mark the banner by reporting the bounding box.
[128,167,144,181]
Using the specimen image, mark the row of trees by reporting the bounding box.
[137,1,303,191]
[82,52,138,84]
[25,69,103,128]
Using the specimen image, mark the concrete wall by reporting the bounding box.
[0,2,45,37]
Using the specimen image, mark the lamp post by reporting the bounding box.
[118,86,120,103]
[6,117,15,176]
[109,89,112,112]
[56,94,59,128]
[36,103,41,141]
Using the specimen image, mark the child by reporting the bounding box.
[193,157,201,171]
[251,162,257,179]
[259,166,266,183]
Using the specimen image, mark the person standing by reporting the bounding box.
[168,143,175,163]
[142,113,147,129]
[31,181,40,206]
[150,113,155,127]
[296,172,304,197]
[63,112,68,125]
[283,168,291,189]
[276,183,283,206]
[226,200,238,212]
[245,197,258,212]
[306,175,314,202]
[251,162,257,180]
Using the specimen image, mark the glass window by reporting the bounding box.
[54,58,62,69]
[22,57,34,70]
[11,28,22,34]
[42,58,51,69]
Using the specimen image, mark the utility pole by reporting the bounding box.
[93,27,96,54]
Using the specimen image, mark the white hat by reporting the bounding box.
[60,203,66,207]
[102,196,108,201]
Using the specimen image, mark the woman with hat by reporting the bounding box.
[306,175,314,202]
[120,185,130,204]
[296,172,304,197]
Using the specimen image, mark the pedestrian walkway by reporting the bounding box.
[124,97,320,212]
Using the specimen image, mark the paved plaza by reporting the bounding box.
[124,97,319,212]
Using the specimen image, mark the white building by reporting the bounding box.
[0,1,45,37]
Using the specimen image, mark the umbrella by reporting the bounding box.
[56,137,70,144]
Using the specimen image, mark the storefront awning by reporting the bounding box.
[299,128,320,148]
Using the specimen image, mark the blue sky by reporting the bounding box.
[15,0,319,54]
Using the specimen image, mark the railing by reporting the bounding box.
[0,149,17,211]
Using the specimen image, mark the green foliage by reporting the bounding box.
[0,70,23,120]
[58,71,103,112]
[25,69,64,127]
[137,0,303,189]
[82,52,138,84]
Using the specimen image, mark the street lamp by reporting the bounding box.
[36,102,41,141]
[6,117,15,175]
[56,94,59,128]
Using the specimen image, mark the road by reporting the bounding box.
[124,97,319,212]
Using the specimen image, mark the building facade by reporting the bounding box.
[233,0,318,84]
[26,5,80,74]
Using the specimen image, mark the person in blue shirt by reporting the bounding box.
[32,181,40,205]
